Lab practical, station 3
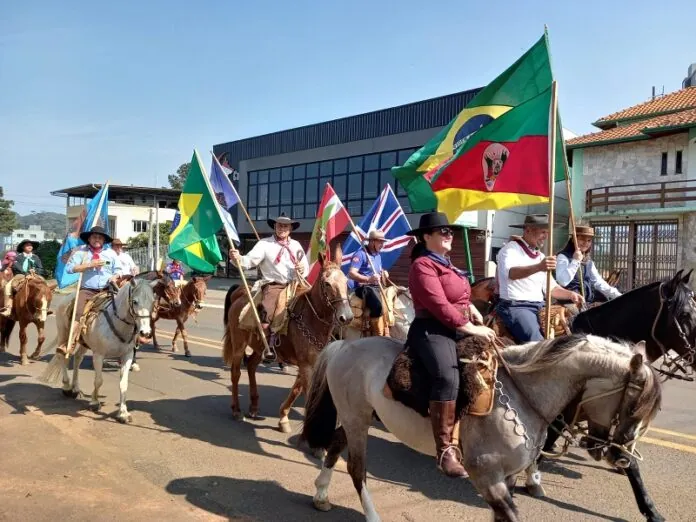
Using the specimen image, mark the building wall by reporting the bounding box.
[66,204,176,243]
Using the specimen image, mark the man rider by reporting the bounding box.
[228,213,309,360]
[347,229,389,335]
[1,239,45,318]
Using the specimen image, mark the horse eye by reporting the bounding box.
[132,300,139,306]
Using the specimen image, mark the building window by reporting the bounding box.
[16,233,24,238]
[133,220,148,233]
[676,150,683,174]
[660,152,668,176]
[30,234,37,238]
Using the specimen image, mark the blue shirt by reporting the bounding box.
[347,248,383,290]
[166,262,185,280]
[66,247,123,290]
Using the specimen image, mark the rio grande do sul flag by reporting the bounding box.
[393,32,565,214]
[305,183,350,284]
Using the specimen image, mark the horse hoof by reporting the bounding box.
[89,402,101,412]
[526,484,546,498]
[310,447,326,460]
[184,350,191,358]
[117,414,132,424]
[313,499,332,512]
[20,356,29,366]
[231,410,243,421]
[278,421,292,434]
[130,363,141,372]
[29,352,41,361]
[171,346,178,353]
[61,389,73,398]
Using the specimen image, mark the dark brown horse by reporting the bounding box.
[470,276,498,316]
[0,275,57,365]
[150,275,210,357]
[222,251,353,433]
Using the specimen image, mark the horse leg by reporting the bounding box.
[480,481,519,522]
[30,320,45,360]
[313,426,348,512]
[624,457,665,522]
[171,324,180,353]
[246,350,263,419]
[345,422,380,522]
[278,373,303,433]
[89,353,104,411]
[229,347,244,421]
[523,461,545,498]
[116,351,134,423]
[18,323,28,365]
[177,319,191,357]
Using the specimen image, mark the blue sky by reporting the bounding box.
[1,0,694,214]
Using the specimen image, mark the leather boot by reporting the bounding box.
[0,296,12,317]
[429,400,468,478]
[260,323,277,362]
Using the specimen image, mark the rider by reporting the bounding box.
[406,212,496,478]
[556,225,621,306]
[347,229,389,335]
[111,238,139,276]
[228,213,309,361]
[496,214,584,343]
[59,226,123,355]
[165,258,186,286]
[1,239,44,318]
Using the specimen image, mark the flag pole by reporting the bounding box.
[462,227,475,284]
[199,151,271,356]
[210,151,260,241]
[545,82,559,339]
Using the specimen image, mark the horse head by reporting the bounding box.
[188,275,211,310]
[657,269,696,371]
[122,277,159,339]
[25,278,56,323]
[316,248,353,326]
[155,271,182,307]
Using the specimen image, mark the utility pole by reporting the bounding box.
[147,208,154,270]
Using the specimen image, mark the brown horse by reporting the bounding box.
[0,276,57,365]
[151,275,210,357]
[470,276,498,316]
[222,251,353,433]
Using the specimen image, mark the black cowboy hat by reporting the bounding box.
[267,212,300,231]
[79,225,113,244]
[16,239,40,253]
[406,212,464,236]
[509,214,565,229]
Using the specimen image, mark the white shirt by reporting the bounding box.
[114,251,138,275]
[556,253,621,299]
[497,239,557,302]
[237,236,309,286]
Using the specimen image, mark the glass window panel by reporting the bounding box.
[334,158,347,175]
[380,169,395,191]
[281,205,292,217]
[281,167,293,181]
[398,197,411,213]
[293,165,306,179]
[269,183,280,205]
[348,156,362,173]
[306,162,319,178]
[398,149,416,165]
[292,205,304,219]
[281,181,292,204]
[319,176,331,193]
[347,200,362,216]
[268,206,279,218]
[269,168,281,183]
[248,186,257,207]
[258,185,268,206]
[348,172,362,199]
[380,151,397,169]
[306,178,318,203]
[364,154,379,171]
[363,200,375,214]
[333,175,347,200]
[248,207,257,220]
[293,179,305,202]
[258,170,269,184]
[249,171,258,185]
[397,181,407,196]
[305,203,318,218]
[363,171,378,199]
[320,161,333,176]
[257,207,268,220]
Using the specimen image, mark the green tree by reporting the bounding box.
[0,186,18,233]
[127,221,172,248]
[168,163,190,190]
[36,240,61,277]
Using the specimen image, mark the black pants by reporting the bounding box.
[355,285,383,318]
[407,318,460,401]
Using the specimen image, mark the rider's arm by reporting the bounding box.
[33,255,45,275]
[555,253,579,287]
[66,251,95,274]
[498,244,541,281]
[588,261,621,299]
[236,241,265,270]
[347,251,371,284]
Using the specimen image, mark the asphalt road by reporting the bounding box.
[0,288,695,522]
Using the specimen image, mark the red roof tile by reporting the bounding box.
[593,87,696,128]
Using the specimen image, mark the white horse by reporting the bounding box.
[40,278,158,423]
[340,288,414,342]
[301,334,662,521]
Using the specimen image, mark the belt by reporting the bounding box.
[499,299,544,307]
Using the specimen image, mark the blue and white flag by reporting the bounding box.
[341,184,413,273]
[209,155,240,245]
[55,182,110,289]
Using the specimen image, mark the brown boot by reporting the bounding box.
[0,297,12,318]
[430,401,468,478]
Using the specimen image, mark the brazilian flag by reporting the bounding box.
[168,150,223,273]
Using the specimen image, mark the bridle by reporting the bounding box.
[103,282,152,344]
[650,282,695,381]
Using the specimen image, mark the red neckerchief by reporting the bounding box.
[89,246,104,260]
[511,236,540,259]
[273,236,297,265]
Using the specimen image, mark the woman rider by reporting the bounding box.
[556,225,621,306]
[406,212,496,478]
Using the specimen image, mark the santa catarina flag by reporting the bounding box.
[432,86,558,221]
[305,183,351,284]
[393,32,565,213]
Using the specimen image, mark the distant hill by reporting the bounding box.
[15,212,66,240]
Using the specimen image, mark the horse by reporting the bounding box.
[301,334,662,522]
[39,278,158,423]
[150,275,210,357]
[470,276,498,317]
[222,250,354,433]
[0,275,57,365]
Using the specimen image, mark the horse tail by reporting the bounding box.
[0,318,15,349]
[301,341,342,450]
[223,284,239,327]
[39,353,67,385]
[222,319,235,367]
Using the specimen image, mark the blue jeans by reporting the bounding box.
[496,300,544,343]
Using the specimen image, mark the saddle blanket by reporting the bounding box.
[239,281,305,335]
[347,285,400,333]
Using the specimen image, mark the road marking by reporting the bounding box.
[648,427,696,442]
[155,330,222,351]
[201,303,224,309]
[641,436,696,455]
[157,329,223,346]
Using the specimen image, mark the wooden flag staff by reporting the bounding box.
[544,81,559,339]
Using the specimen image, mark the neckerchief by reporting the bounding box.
[21,253,35,273]
[88,246,103,260]
[425,250,469,279]
[511,236,541,259]
[274,236,298,265]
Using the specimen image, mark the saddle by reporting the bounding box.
[384,336,514,420]
[70,291,113,334]
[491,303,602,341]
[348,285,399,336]
[238,281,307,335]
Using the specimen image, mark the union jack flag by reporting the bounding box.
[341,184,414,273]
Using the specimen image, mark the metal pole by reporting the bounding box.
[462,227,475,284]
[147,208,154,270]
[154,196,160,269]
[545,81,559,339]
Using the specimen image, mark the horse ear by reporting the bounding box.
[682,269,693,284]
[630,352,644,373]
[47,281,58,291]
[129,277,138,287]
[149,279,159,288]
[333,243,343,264]
[634,340,648,360]
[201,275,212,282]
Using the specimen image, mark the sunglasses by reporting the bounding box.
[434,227,453,237]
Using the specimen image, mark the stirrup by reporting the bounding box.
[438,445,463,468]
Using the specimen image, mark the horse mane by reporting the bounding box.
[503,334,601,373]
